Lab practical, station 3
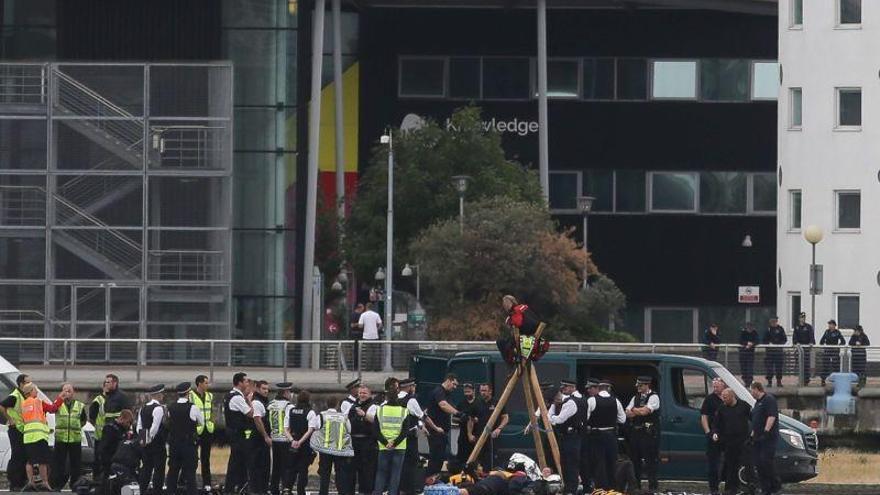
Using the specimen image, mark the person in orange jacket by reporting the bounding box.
[20,382,67,491]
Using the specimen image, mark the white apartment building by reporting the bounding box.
[777,0,877,339]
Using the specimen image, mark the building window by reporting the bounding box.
[752,62,779,100]
[789,190,802,230]
[651,61,697,99]
[790,88,803,128]
[582,170,614,212]
[549,171,580,211]
[617,58,648,100]
[789,292,802,330]
[582,58,615,100]
[836,88,862,128]
[646,307,697,343]
[700,59,749,102]
[835,294,860,328]
[448,57,481,99]
[649,172,698,212]
[836,190,861,229]
[791,0,804,27]
[545,59,580,98]
[838,0,861,26]
[399,57,445,97]
[482,57,530,99]
[699,172,746,213]
[615,169,646,212]
[749,173,777,214]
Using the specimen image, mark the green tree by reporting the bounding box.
[343,106,542,280]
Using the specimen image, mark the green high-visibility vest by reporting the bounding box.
[268,400,290,442]
[309,411,353,457]
[92,395,106,441]
[190,391,215,435]
[377,405,407,450]
[55,400,84,444]
[7,389,25,433]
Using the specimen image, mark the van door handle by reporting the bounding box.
[671,416,683,424]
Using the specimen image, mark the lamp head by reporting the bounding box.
[380,134,391,145]
[741,235,753,248]
[804,225,823,245]
[577,196,595,214]
[374,267,386,281]
[451,175,472,195]
[402,264,413,277]
[336,271,348,285]
[330,281,343,292]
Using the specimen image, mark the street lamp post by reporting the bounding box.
[381,130,394,373]
[451,175,471,235]
[577,196,595,290]
[402,263,420,303]
[804,225,824,332]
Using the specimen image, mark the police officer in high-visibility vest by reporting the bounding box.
[285,389,317,495]
[137,384,168,495]
[0,373,33,490]
[348,385,378,495]
[310,398,354,495]
[165,382,205,495]
[268,382,294,495]
[190,374,215,491]
[626,376,661,493]
[372,379,413,495]
[21,382,65,491]
[224,372,257,495]
[90,373,131,481]
[51,383,87,489]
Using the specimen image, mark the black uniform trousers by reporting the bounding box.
[7,427,27,489]
[350,437,377,494]
[740,351,755,386]
[721,437,747,493]
[853,348,867,381]
[591,430,619,491]
[270,442,290,495]
[318,453,351,495]
[630,427,659,490]
[579,432,593,491]
[139,442,167,494]
[50,441,82,489]
[225,433,252,493]
[820,349,841,380]
[456,432,474,469]
[558,431,581,495]
[755,438,780,495]
[426,431,448,476]
[283,448,314,495]
[108,463,138,495]
[249,436,271,494]
[765,349,784,382]
[166,440,198,495]
[398,434,419,495]
[477,437,496,473]
[196,432,213,488]
[706,439,722,493]
[800,346,813,384]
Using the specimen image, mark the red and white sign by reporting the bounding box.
[738,286,760,304]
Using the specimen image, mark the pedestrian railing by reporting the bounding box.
[0,337,874,386]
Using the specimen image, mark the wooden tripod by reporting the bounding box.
[464,323,563,476]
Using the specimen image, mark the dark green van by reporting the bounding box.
[411,351,818,482]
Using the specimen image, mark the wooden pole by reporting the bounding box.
[529,362,563,476]
[466,364,521,466]
[522,367,547,469]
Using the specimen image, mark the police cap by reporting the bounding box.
[584,378,600,388]
[635,376,653,385]
[560,379,576,388]
[345,379,361,391]
[275,382,293,390]
[398,378,415,387]
[175,382,191,394]
[147,384,165,395]
[598,379,613,388]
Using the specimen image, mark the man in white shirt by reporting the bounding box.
[546,380,581,495]
[586,379,626,491]
[626,376,661,492]
[249,380,272,494]
[358,303,383,371]
[164,382,205,495]
[224,372,255,494]
[137,384,167,495]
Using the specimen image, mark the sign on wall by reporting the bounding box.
[738,286,760,304]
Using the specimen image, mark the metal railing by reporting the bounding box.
[152,125,222,169]
[0,337,876,386]
[0,63,46,105]
[147,250,225,281]
[0,186,46,226]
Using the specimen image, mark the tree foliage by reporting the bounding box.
[343,106,542,281]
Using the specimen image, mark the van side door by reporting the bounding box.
[659,364,712,480]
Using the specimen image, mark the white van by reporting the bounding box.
[0,355,95,471]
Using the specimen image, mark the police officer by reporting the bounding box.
[311,398,354,495]
[349,385,378,495]
[372,380,413,495]
[250,380,273,495]
[792,312,815,385]
[268,383,295,495]
[190,375,215,491]
[546,379,582,495]
[0,373,32,490]
[286,389,317,495]
[166,382,205,495]
[579,378,600,492]
[588,379,626,492]
[396,378,426,495]
[819,320,846,386]
[341,379,361,416]
[702,323,722,362]
[849,325,871,386]
[626,376,660,493]
[739,322,759,386]
[137,384,168,495]
[223,372,256,495]
[763,317,788,388]
[749,381,781,495]
[51,383,87,490]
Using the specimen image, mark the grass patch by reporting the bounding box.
[806,448,880,484]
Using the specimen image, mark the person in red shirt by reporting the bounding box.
[497,295,549,365]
